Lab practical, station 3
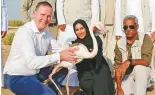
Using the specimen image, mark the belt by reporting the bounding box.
[105,24,114,26]
[48,23,57,27]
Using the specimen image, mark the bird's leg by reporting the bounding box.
[43,78,51,85]
[44,65,62,85]
[66,70,70,95]
[48,65,64,95]
[49,75,63,95]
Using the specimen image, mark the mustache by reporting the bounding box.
[125,30,133,33]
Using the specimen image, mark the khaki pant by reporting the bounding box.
[46,26,59,39]
[102,25,116,75]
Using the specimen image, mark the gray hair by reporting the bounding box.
[123,15,138,24]
[35,1,52,11]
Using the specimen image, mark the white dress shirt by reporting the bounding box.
[3,21,60,75]
[1,0,8,31]
[115,0,144,36]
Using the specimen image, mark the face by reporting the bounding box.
[33,5,52,32]
[75,23,87,39]
[123,18,138,38]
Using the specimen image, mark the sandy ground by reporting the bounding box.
[1,27,155,95]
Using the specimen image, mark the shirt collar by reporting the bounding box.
[31,20,46,35]
[127,34,139,46]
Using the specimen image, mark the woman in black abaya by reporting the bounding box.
[73,19,114,95]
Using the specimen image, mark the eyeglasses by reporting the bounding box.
[123,25,135,30]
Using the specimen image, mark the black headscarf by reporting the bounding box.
[73,19,93,51]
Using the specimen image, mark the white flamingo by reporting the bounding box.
[47,23,105,95]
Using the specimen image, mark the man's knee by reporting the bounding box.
[134,65,149,77]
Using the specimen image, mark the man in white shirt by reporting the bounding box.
[1,0,8,87]
[21,0,58,38]
[3,2,77,95]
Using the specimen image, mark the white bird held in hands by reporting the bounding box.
[46,21,105,95]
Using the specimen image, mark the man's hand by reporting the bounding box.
[116,36,122,40]
[1,31,7,38]
[151,32,155,43]
[92,26,97,32]
[58,24,66,31]
[117,87,124,95]
[60,47,78,63]
[115,68,124,95]
[118,60,130,76]
[115,68,122,87]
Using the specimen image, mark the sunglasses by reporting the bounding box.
[123,25,135,30]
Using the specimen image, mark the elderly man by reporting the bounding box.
[4,2,77,95]
[21,0,58,38]
[114,15,153,95]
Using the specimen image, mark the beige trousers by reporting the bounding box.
[46,26,59,39]
[102,25,116,75]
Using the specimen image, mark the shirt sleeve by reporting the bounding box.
[1,0,8,31]
[56,0,66,25]
[91,0,99,26]
[48,37,61,53]
[141,34,153,65]
[19,28,60,70]
[114,43,122,69]
[20,0,32,23]
[114,0,123,36]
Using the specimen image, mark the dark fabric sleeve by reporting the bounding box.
[114,43,122,69]
[141,34,153,65]
[95,36,103,53]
